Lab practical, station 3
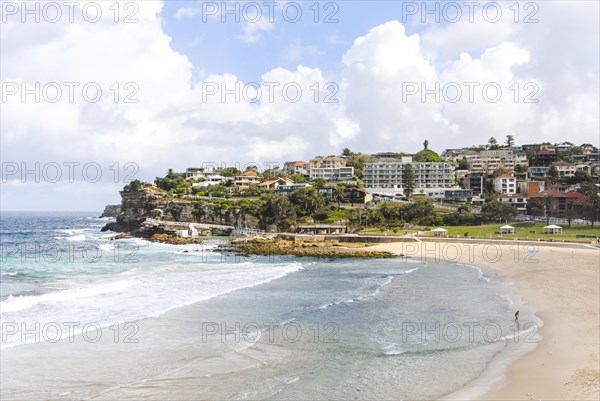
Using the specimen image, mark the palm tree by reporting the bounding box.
[335,185,346,210]
[565,200,575,228]
[542,194,555,225]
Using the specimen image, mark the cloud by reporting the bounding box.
[326,35,349,46]
[284,39,323,62]
[237,18,274,44]
[1,1,598,210]
[175,6,200,20]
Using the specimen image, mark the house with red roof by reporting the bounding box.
[527,189,591,218]
[233,171,260,189]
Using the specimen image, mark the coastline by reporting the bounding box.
[370,240,600,400]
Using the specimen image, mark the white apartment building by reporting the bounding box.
[493,175,517,195]
[465,149,528,174]
[185,166,222,179]
[310,167,355,181]
[363,158,455,194]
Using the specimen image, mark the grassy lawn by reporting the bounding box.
[323,209,351,223]
[356,228,421,236]
[420,222,600,243]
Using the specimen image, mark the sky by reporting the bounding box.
[1,0,599,211]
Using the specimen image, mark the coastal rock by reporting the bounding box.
[99,204,121,218]
[101,184,261,239]
[150,208,164,219]
[228,237,394,259]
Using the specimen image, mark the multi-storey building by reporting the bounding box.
[465,149,527,174]
[283,161,310,177]
[309,156,347,170]
[518,180,545,197]
[463,172,486,195]
[497,194,528,212]
[533,150,558,166]
[528,189,591,218]
[493,175,517,195]
[363,157,455,193]
[550,161,576,178]
[528,166,548,178]
[310,167,355,181]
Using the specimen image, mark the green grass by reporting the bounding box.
[420,223,600,243]
[356,228,421,236]
[323,209,351,223]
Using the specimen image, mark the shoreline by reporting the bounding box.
[370,240,600,400]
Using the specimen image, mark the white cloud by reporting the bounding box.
[1,1,598,210]
[237,18,274,44]
[284,39,323,62]
[326,35,349,46]
[175,7,200,20]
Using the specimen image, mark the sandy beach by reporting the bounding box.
[371,239,600,400]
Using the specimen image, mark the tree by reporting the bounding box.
[155,175,192,196]
[401,199,434,223]
[423,139,429,150]
[166,168,177,179]
[481,201,517,223]
[312,178,326,189]
[260,193,296,231]
[342,148,353,157]
[288,187,326,217]
[335,184,346,210]
[514,164,529,174]
[565,200,575,228]
[542,194,555,225]
[488,137,498,150]
[289,174,306,183]
[567,169,594,185]
[402,164,416,197]
[221,167,242,177]
[457,157,469,170]
[579,182,600,228]
[346,153,366,179]
[547,166,559,185]
[379,201,401,221]
[244,165,259,173]
[505,135,514,147]
[413,149,442,162]
[262,168,280,180]
[124,179,143,191]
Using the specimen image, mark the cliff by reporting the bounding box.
[101,184,261,238]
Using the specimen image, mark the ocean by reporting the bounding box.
[0,212,539,400]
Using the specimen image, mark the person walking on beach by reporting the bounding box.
[514,310,519,321]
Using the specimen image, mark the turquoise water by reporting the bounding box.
[0,212,535,400]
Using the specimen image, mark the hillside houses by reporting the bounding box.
[172,139,597,218]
